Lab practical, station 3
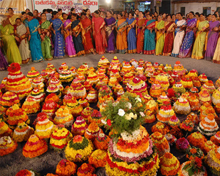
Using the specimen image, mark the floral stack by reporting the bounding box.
[65,135,93,162]
[0,136,17,156]
[13,121,34,142]
[23,134,48,158]
[50,125,72,150]
[71,116,88,135]
[102,93,160,176]
[5,63,32,99]
[54,106,74,127]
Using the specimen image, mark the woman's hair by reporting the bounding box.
[71,13,78,17]
[94,10,100,15]
[128,12,134,16]
[189,11,194,16]
[166,14,172,19]
[71,8,75,11]
[41,13,46,16]
[21,11,26,15]
[139,11,144,16]
[81,12,86,16]
[213,14,218,18]
[27,12,33,16]
[107,10,113,15]
[52,11,58,17]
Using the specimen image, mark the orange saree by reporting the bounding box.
[116,19,127,54]
[136,18,146,54]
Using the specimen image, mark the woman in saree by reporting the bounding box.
[26,12,44,62]
[179,12,197,58]
[126,12,137,54]
[155,15,165,56]
[105,11,116,53]
[63,13,76,57]
[143,15,156,55]
[51,11,65,58]
[0,45,8,70]
[81,12,95,54]
[116,13,127,54]
[171,13,186,57]
[40,13,53,60]
[163,15,175,56]
[136,11,146,54]
[213,27,220,64]
[191,14,209,60]
[92,10,107,54]
[0,19,22,64]
[14,18,30,64]
[204,14,220,61]
[71,13,85,56]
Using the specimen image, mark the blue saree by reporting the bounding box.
[27,18,43,62]
[126,18,137,53]
[52,18,65,58]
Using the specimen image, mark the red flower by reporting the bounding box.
[195,157,202,168]
[8,63,21,73]
[107,119,112,126]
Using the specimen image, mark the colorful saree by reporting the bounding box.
[179,18,197,58]
[16,23,30,64]
[71,19,85,56]
[0,24,22,64]
[105,17,116,53]
[116,19,127,54]
[63,19,76,57]
[28,18,44,62]
[126,18,137,53]
[204,21,220,60]
[171,19,186,57]
[191,20,209,60]
[41,20,53,60]
[155,20,165,55]
[144,19,156,55]
[92,17,107,54]
[163,21,175,55]
[213,38,220,64]
[136,18,146,54]
[52,18,65,58]
[81,17,94,54]
[0,47,8,70]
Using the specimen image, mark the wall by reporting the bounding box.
[99,0,124,11]
[173,2,220,15]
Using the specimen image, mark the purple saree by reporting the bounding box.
[105,17,116,53]
[205,21,220,60]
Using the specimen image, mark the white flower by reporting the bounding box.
[136,97,142,102]
[101,119,107,125]
[125,114,132,120]
[126,102,132,109]
[133,114,137,119]
[140,112,145,117]
[118,109,125,116]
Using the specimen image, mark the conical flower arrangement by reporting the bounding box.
[198,114,219,136]
[23,134,48,158]
[0,136,17,156]
[50,125,72,150]
[156,102,175,123]
[13,121,34,142]
[54,106,74,127]
[6,63,32,99]
[102,93,160,176]
[160,152,180,176]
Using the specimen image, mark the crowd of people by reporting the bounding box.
[1,7,220,71]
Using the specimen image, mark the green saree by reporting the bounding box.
[191,20,209,60]
[0,24,22,64]
[41,21,53,60]
[155,20,165,55]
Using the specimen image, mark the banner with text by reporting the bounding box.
[33,0,98,14]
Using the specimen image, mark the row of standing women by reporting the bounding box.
[1,10,220,72]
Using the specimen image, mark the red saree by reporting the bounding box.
[136,18,146,54]
[81,17,94,53]
[92,17,107,54]
[163,21,175,55]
